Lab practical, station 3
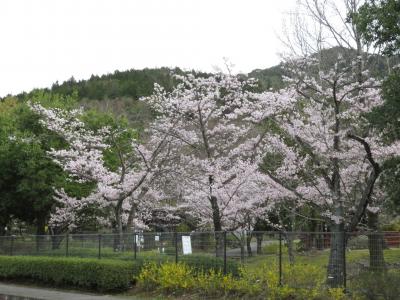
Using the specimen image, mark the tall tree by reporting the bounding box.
[355,0,400,56]
[254,55,400,285]
[0,97,66,238]
[143,73,294,256]
[355,0,400,213]
[29,102,175,248]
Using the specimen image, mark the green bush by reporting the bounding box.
[350,270,400,300]
[0,251,240,291]
[381,221,400,231]
[35,246,239,275]
[0,255,136,291]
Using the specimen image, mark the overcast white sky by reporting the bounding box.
[0,0,295,97]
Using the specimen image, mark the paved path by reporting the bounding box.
[0,283,137,300]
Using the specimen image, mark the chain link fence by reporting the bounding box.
[1,231,399,294]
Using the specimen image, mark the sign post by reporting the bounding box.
[182,235,192,255]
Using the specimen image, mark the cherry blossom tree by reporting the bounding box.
[143,73,295,256]
[29,103,175,249]
[255,55,400,286]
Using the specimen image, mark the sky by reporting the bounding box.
[0,0,295,97]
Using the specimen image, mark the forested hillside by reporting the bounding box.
[8,47,397,105]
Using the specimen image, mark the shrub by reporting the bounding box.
[350,270,400,300]
[138,262,235,296]
[34,245,241,275]
[138,262,195,293]
[283,263,324,290]
[135,252,240,276]
[381,221,400,232]
[238,261,325,299]
[179,254,240,276]
[0,255,135,291]
[137,261,344,300]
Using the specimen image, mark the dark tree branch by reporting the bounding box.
[346,133,381,231]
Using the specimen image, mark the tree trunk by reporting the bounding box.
[112,226,120,251]
[51,235,64,250]
[236,232,246,263]
[143,233,155,251]
[256,232,263,254]
[327,226,345,287]
[113,204,124,251]
[36,217,46,253]
[367,211,386,271]
[0,226,5,250]
[0,224,6,236]
[231,232,245,262]
[127,204,136,232]
[214,231,224,258]
[49,226,66,250]
[127,188,147,231]
[199,232,209,250]
[240,242,245,262]
[327,121,345,287]
[246,232,253,257]
[286,232,295,265]
[315,225,326,250]
[210,195,223,257]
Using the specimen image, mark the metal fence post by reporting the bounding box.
[223,231,227,274]
[343,231,347,290]
[66,234,69,257]
[175,232,178,264]
[279,232,282,286]
[36,235,39,254]
[98,234,102,259]
[10,235,14,256]
[133,232,137,260]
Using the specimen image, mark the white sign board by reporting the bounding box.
[135,234,143,246]
[155,235,159,241]
[182,235,192,255]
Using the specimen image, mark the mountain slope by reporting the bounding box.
[4,47,398,128]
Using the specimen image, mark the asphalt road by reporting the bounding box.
[0,283,135,300]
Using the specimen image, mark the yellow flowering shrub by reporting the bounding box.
[137,261,352,299]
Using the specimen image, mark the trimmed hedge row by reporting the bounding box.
[0,256,137,291]
[0,254,240,292]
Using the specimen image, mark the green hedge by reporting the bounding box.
[0,256,136,291]
[0,254,240,292]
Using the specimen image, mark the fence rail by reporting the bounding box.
[1,230,399,292]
